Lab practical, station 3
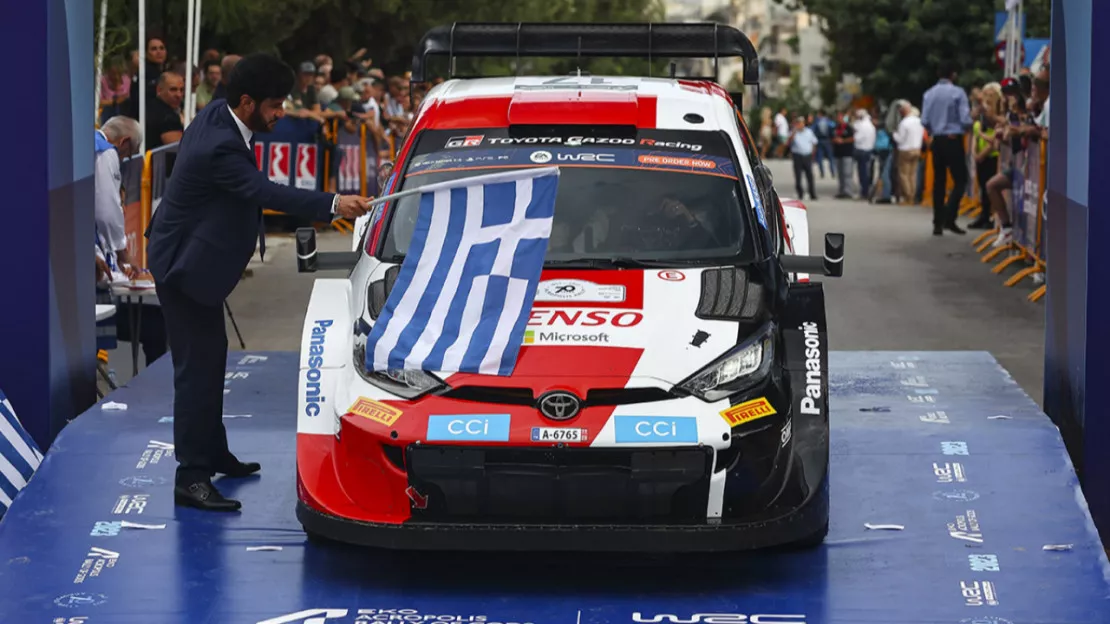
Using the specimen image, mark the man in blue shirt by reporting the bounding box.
[811,109,835,179]
[921,62,973,235]
[788,116,819,200]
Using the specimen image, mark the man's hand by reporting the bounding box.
[336,195,372,220]
[95,256,111,282]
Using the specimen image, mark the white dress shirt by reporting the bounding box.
[853,119,877,151]
[227,105,339,213]
[894,114,925,151]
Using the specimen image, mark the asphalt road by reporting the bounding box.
[107,158,1046,405]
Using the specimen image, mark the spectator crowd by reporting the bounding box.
[758,59,1050,251]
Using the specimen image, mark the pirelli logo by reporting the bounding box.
[348,398,403,427]
[720,397,777,427]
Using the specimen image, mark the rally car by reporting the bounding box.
[292,22,844,551]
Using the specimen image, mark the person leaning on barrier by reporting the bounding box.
[144,53,372,512]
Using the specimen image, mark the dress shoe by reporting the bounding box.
[215,460,261,478]
[175,480,242,511]
[968,219,992,230]
[933,226,943,236]
[945,223,966,235]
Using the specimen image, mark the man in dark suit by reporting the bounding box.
[146,53,370,511]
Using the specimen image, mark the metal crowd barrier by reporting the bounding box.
[119,116,385,268]
[914,131,1047,303]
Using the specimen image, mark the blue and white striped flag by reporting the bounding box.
[366,166,560,376]
[0,389,43,516]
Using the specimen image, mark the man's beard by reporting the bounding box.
[247,107,272,133]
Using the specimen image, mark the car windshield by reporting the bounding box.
[376,127,757,267]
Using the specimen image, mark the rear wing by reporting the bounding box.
[410,22,760,88]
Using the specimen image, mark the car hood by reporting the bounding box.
[436,267,765,389]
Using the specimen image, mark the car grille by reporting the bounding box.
[439,386,673,407]
[405,446,713,524]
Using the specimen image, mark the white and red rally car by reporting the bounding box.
[293,23,844,551]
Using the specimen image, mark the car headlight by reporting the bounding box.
[353,342,444,399]
[677,323,775,402]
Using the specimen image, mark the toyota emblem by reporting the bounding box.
[537,391,581,421]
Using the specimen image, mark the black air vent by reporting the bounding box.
[696,268,763,320]
[367,265,402,319]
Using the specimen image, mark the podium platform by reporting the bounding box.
[1,351,1107,624]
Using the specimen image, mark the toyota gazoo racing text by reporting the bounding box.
[293,24,844,552]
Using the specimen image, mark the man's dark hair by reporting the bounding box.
[939,61,960,79]
[203,59,221,72]
[226,53,295,107]
[329,66,347,85]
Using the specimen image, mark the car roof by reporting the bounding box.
[415,75,743,133]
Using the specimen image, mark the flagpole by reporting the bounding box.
[362,166,562,209]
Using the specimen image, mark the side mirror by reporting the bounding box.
[295,227,360,273]
[780,233,845,278]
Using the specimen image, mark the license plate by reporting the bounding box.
[531,427,588,443]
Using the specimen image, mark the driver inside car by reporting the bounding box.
[615,196,714,252]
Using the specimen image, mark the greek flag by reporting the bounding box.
[366,166,560,376]
[0,389,43,517]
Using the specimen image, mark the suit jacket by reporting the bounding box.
[145,100,334,306]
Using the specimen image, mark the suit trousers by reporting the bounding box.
[156,281,231,484]
[930,135,969,227]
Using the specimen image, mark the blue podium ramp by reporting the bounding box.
[1,351,1107,624]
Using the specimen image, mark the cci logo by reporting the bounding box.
[614,416,697,443]
[295,144,318,190]
[427,414,511,441]
[268,143,291,184]
[91,521,122,537]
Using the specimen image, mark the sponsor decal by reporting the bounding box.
[446,135,484,148]
[614,416,698,444]
[90,521,122,537]
[942,441,969,455]
[948,509,983,543]
[637,154,715,169]
[638,138,704,152]
[555,152,616,163]
[745,174,767,230]
[136,440,174,469]
[54,593,107,609]
[657,270,685,282]
[253,143,264,171]
[934,489,980,502]
[959,618,1013,624]
[405,486,428,510]
[536,279,626,302]
[348,398,403,427]
[525,330,610,345]
[900,375,929,387]
[531,427,588,443]
[632,614,805,624]
[907,393,936,403]
[720,397,777,427]
[52,618,90,624]
[780,419,793,447]
[113,494,149,514]
[238,354,269,365]
[268,142,291,184]
[529,150,552,163]
[259,608,536,624]
[968,554,1000,572]
[799,322,823,415]
[527,309,642,328]
[961,580,999,607]
[73,547,120,584]
[488,136,564,145]
[119,475,167,488]
[933,462,967,483]
[566,136,635,147]
[690,330,710,347]
[426,415,511,442]
[304,319,332,417]
[920,411,950,424]
[295,144,318,190]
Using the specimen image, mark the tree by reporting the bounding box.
[97,0,666,77]
[775,0,1049,105]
